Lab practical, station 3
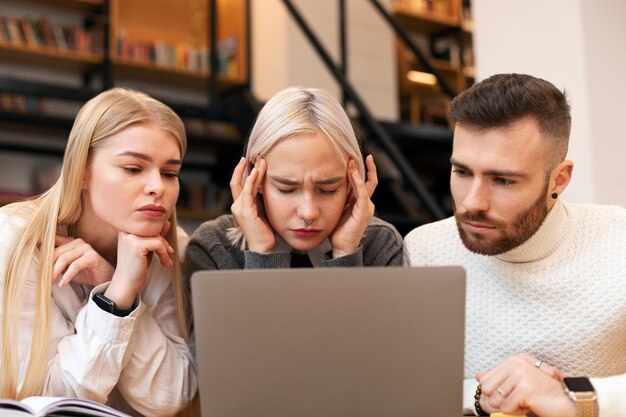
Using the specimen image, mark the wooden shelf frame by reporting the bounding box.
[21,0,104,13]
[0,0,251,221]
[393,0,473,125]
[108,0,248,88]
[0,41,102,72]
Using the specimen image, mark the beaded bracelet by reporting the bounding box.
[474,384,489,416]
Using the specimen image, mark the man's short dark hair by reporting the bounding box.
[449,73,571,164]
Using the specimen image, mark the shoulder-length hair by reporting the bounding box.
[227,86,364,249]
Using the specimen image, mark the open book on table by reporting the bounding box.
[0,396,131,417]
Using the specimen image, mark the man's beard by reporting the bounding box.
[454,183,550,256]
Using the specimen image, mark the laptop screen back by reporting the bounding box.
[191,266,465,417]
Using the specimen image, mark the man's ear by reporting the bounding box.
[550,160,574,197]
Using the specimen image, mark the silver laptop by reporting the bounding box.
[191,266,465,417]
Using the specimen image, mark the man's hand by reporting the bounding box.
[476,353,575,417]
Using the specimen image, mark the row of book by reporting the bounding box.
[0,93,82,120]
[116,32,239,77]
[0,14,100,55]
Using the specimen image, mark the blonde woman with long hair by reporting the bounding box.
[0,88,197,416]
[184,86,402,274]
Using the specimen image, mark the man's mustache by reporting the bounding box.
[455,211,499,228]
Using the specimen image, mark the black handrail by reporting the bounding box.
[367,0,456,99]
[281,0,445,220]
[339,0,348,107]
[208,0,219,111]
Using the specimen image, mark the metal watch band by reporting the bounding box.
[575,398,597,417]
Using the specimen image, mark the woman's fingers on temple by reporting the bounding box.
[241,166,259,201]
[230,157,247,199]
[351,171,368,200]
[252,158,266,194]
[364,154,378,197]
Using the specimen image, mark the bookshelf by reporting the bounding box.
[393,0,474,125]
[109,0,247,90]
[0,0,250,223]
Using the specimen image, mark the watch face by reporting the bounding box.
[564,377,594,392]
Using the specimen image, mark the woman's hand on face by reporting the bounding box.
[53,235,116,288]
[230,157,275,253]
[104,221,174,310]
[329,156,376,259]
[362,154,378,198]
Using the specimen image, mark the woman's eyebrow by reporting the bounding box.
[269,175,345,185]
[115,151,182,165]
[315,176,345,185]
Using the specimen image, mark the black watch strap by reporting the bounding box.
[92,292,133,317]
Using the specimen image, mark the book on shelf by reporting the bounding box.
[4,16,25,46]
[0,13,98,55]
[116,30,210,73]
[18,17,40,47]
[51,23,68,51]
[34,18,56,48]
[0,17,10,42]
[115,31,240,76]
[0,93,83,120]
[0,396,131,417]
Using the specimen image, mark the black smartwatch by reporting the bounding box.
[92,293,133,317]
[563,377,598,417]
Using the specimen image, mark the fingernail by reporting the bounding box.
[239,157,245,164]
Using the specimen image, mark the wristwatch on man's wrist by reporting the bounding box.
[92,292,133,317]
[563,377,598,417]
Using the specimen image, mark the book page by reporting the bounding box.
[0,398,35,414]
[20,397,132,417]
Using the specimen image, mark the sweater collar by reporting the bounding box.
[495,199,570,263]
[275,235,331,267]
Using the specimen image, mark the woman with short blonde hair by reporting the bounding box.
[185,86,402,274]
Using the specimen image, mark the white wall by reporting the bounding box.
[252,0,398,121]
[580,0,626,206]
[472,0,626,206]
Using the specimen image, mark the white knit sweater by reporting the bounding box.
[403,200,626,416]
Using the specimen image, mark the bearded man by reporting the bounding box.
[404,73,626,417]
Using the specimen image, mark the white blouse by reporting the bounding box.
[0,211,197,417]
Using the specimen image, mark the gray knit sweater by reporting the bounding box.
[184,214,403,276]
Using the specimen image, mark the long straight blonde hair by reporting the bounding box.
[0,88,189,399]
[227,86,365,249]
